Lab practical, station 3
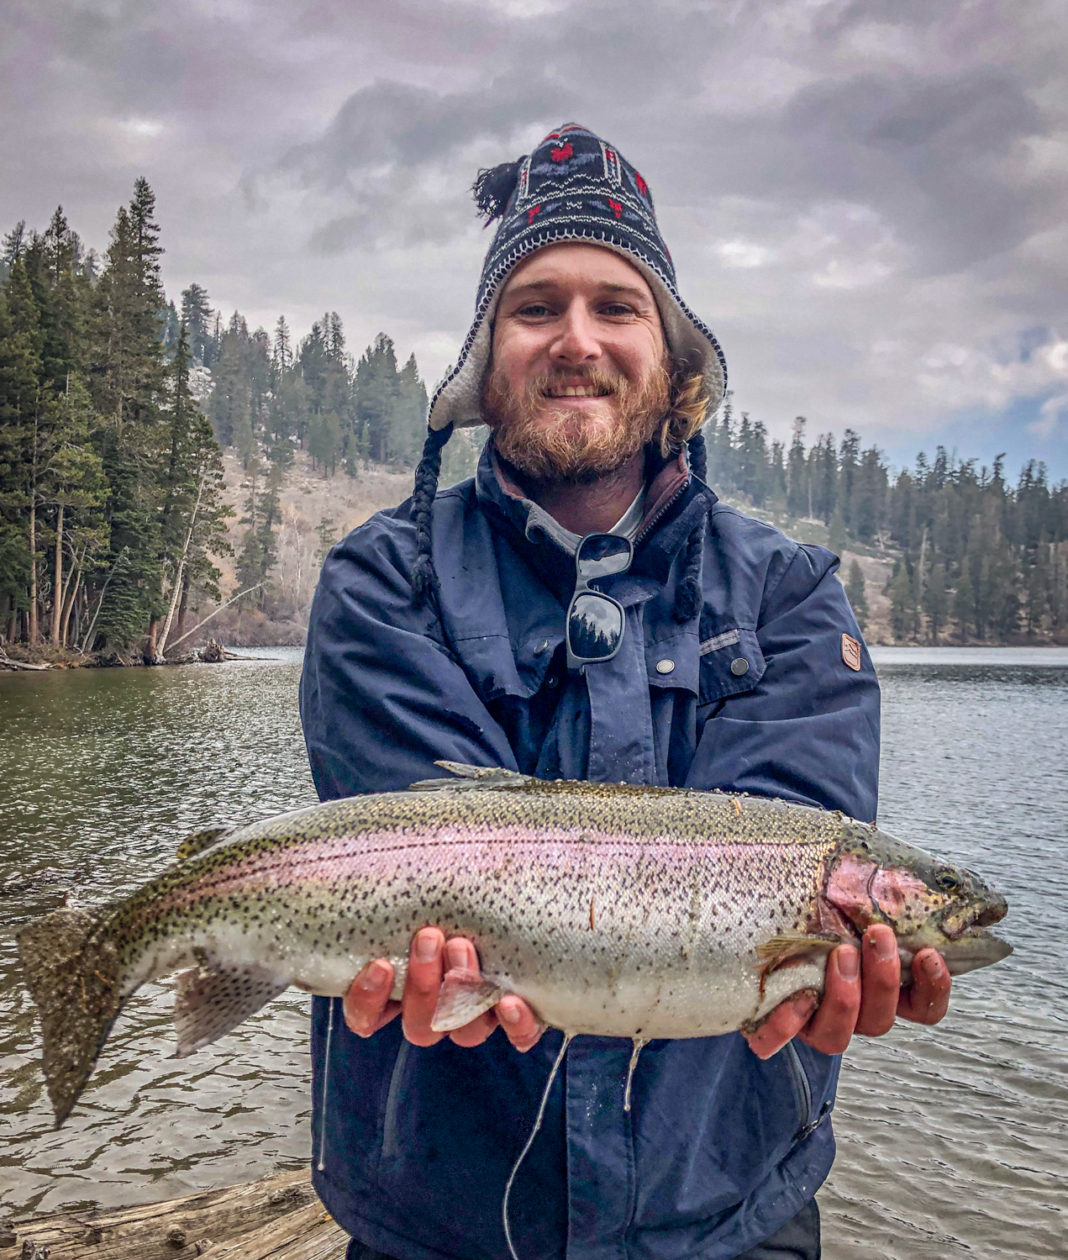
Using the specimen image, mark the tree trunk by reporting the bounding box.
[144,616,159,665]
[81,547,126,655]
[61,565,82,648]
[174,570,191,641]
[28,497,38,644]
[50,503,65,644]
[157,475,204,661]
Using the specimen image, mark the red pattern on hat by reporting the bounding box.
[607,198,623,219]
[527,205,542,225]
[635,172,648,196]
[551,143,573,163]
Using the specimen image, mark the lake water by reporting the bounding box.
[1,646,1065,1257]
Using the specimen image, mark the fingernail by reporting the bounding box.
[922,953,943,981]
[499,999,521,1026]
[446,939,469,969]
[867,929,896,962]
[359,960,390,991]
[838,948,860,980]
[415,930,439,963]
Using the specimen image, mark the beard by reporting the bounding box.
[481,360,672,484]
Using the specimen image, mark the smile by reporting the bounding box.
[543,386,612,398]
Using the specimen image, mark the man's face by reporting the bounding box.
[481,243,670,482]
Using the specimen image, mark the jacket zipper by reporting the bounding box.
[634,479,690,548]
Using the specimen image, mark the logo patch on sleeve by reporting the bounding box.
[841,633,862,672]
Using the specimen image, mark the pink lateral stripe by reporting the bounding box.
[148,825,786,915]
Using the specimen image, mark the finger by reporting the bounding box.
[742,992,818,1060]
[401,927,446,1047]
[855,924,901,1037]
[897,949,951,1025]
[343,959,400,1037]
[496,996,547,1053]
[448,1010,500,1048]
[797,945,861,1055]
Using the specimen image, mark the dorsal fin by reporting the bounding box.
[406,763,535,792]
[176,826,232,861]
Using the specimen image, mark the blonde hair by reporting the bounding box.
[656,370,713,457]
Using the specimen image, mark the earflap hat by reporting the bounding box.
[410,123,726,616]
[427,122,727,431]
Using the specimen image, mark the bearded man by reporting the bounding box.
[300,124,952,1260]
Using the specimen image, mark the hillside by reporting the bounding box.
[200,448,895,648]
[205,450,417,647]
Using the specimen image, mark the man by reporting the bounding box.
[300,124,951,1260]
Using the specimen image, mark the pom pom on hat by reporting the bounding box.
[472,160,524,225]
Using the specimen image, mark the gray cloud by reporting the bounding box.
[2,0,1066,472]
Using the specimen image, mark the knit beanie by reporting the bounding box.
[411,123,725,617]
[427,122,727,430]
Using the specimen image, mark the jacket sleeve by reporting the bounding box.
[299,519,519,801]
[688,542,880,822]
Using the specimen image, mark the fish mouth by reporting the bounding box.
[937,928,1013,976]
[934,897,1012,975]
[941,894,1007,940]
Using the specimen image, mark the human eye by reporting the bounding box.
[601,301,636,318]
[513,301,554,319]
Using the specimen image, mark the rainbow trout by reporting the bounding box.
[18,763,1011,1126]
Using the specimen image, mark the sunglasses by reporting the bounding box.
[565,532,635,673]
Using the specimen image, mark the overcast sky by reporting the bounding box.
[4,0,1066,479]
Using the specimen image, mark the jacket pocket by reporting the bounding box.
[697,627,766,708]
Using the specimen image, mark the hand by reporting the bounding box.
[742,923,952,1059]
[341,927,545,1052]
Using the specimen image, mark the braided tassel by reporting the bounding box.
[411,425,453,608]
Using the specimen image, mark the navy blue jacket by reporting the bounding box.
[299,443,880,1260]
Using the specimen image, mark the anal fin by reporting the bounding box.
[173,961,288,1057]
[430,966,503,1032]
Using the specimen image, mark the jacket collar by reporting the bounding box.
[473,436,718,596]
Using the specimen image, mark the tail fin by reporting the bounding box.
[17,907,124,1127]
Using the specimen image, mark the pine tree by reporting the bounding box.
[786,417,808,518]
[845,559,868,630]
[923,560,949,644]
[0,260,45,638]
[180,283,214,364]
[87,182,170,651]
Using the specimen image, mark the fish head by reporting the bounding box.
[821,825,1013,976]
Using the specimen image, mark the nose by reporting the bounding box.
[550,301,601,365]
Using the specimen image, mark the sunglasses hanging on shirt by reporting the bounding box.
[565,533,634,674]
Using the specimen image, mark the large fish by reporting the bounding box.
[18,763,1011,1127]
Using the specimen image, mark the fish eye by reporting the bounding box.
[934,868,961,894]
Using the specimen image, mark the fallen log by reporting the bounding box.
[0,648,52,670]
[3,1167,348,1259]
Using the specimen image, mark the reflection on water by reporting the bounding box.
[1,647,1065,1257]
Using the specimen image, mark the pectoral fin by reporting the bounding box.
[756,933,842,966]
[430,967,503,1032]
[173,961,288,1056]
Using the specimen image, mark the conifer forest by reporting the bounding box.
[1,182,1065,659]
